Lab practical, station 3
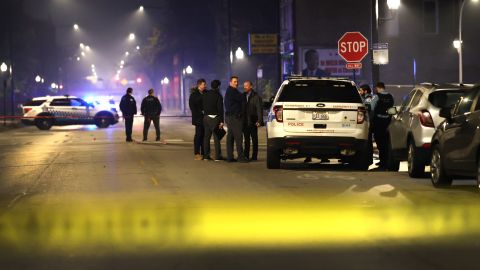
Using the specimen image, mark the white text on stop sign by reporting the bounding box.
[340,41,367,53]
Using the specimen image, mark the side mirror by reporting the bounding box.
[387,107,398,116]
[439,107,452,119]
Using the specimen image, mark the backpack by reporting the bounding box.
[374,93,394,117]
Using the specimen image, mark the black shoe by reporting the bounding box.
[238,158,250,163]
[214,157,225,162]
[304,157,312,163]
[126,138,133,142]
[203,156,213,161]
[156,138,160,142]
[226,158,237,163]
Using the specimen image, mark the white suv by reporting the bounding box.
[21,96,119,130]
[266,78,371,170]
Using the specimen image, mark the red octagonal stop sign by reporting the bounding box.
[338,32,369,63]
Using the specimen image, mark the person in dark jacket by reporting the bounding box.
[189,79,207,160]
[202,80,225,161]
[224,76,248,163]
[119,87,137,142]
[371,82,394,169]
[141,89,162,141]
[242,81,263,161]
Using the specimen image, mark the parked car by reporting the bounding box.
[21,95,119,130]
[266,77,370,170]
[386,83,473,177]
[430,86,480,188]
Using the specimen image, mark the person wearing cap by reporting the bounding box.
[119,87,137,142]
[141,89,162,141]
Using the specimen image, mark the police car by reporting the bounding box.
[266,77,371,170]
[21,95,119,130]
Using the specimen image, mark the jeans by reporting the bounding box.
[243,124,258,159]
[193,123,205,155]
[203,116,222,159]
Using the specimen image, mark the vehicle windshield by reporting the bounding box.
[277,80,362,103]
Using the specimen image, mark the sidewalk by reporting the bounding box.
[0,119,22,132]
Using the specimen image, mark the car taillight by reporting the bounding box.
[357,107,366,124]
[418,110,434,128]
[23,108,32,114]
[273,105,283,122]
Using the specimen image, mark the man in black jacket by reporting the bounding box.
[119,88,137,142]
[224,76,248,163]
[141,89,162,141]
[202,80,224,161]
[189,79,207,160]
[242,81,263,161]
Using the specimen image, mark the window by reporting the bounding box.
[409,91,424,108]
[423,0,439,34]
[455,91,476,115]
[399,91,415,113]
[428,90,467,108]
[24,100,46,106]
[71,99,86,107]
[50,99,71,106]
[277,80,362,103]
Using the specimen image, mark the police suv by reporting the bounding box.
[266,77,371,170]
[21,96,119,130]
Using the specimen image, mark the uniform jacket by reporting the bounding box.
[141,95,162,117]
[119,94,137,117]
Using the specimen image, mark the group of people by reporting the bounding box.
[189,76,263,163]
[358,82,395,170]
[119,87,162,142]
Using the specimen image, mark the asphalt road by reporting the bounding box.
[0,117,479,269]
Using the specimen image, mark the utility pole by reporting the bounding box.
[371,0,380,84]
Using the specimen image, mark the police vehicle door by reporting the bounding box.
[69,98,90,123]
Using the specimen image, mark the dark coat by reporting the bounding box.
[189,88,204,125]
[224,86,244,117]
[141,95,162,117]
[119,94,137,117]
[202,89,224,123]
[243,90,263,126]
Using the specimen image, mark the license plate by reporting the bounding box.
[312,111,329,120]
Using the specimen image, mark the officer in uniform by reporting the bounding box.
[141,89,162,141]
[119,87,137,142]
[371,82,394,169]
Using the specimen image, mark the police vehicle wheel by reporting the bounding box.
[266,147,281,169]
[35,118,53,130]
[430,145,452,188]
[94,112,113,128]
[407,141,425,178]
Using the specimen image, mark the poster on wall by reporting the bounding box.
[299,47,361,77]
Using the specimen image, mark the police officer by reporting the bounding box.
[371,82,394,169]
[119,87,137,142]
[141,89,162,141]
[242,80,263,161]
[224,76,249,163]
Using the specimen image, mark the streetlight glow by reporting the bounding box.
[185,65,193,74]
[73,24,79,31]
[120,60,125,65]
[85,45,91,52]
[129,33,135,41]
[76,57,81,61]
[139,6,144,12]
[453,39,462,49]
[387,0,401,10]
[0,62,7,72]
[35,75,42,83]
[125,51,130,56]
[136,45,140,50]
[79,43,85,49]
[81,51,86,57]
[235,47,245,60]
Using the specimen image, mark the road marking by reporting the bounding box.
[151,176,159,186]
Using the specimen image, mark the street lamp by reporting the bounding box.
[185,65,193,74]
[79,43,85,49]
[1,62,7,126]
[35,75,42,83]
[73,24,79,31]
[181,65,193,115]
[387,0,401,10]
[129,33,135,41]
[125,51,130,56]
[139,6,144,12]
[0,62,7,73]
[235,47,245,60]
[456,0,478,84]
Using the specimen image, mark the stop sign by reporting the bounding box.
[338,32,369,63]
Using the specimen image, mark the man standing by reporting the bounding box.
[189,79,207,160]
[119,87,137,142]
[242,81,263,161]
[301,49,329,77]
[371,82,394,169]
[224,76,248,163]
[141,89,162,141]
[202,80,224,161]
